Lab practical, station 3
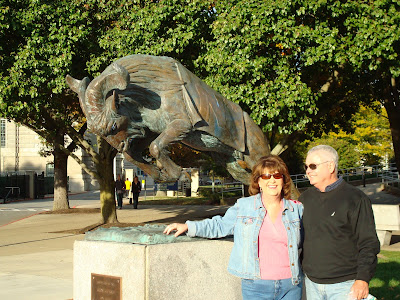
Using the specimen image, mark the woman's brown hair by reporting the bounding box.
[248,155,292,199]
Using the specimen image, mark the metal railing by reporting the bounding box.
[380,170,400,185]
[291,163,398,188]
[218,181,245,200]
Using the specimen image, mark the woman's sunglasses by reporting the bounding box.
[259,173,284,180]
[304,161,330,171]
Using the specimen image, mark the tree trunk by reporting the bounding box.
[52,142,70,210]
[384,102,400,173]
[384,77,400,173]
[97,138,118,224]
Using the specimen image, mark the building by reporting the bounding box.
[0,119,153,193]
[0,119,53,175]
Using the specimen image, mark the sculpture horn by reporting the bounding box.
[84,63,130,120]
[66,75,91,121]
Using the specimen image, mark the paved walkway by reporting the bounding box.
[0,183,399,300]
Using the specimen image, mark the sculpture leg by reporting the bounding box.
[242,112,270,169]
[209,151,252,185]
[123,137,171,182]
[149,119,191,181]
[123,151,162,180]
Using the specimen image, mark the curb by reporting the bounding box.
[0,211,42,228]
[0,191,92,204]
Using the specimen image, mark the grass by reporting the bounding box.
[139,195,238,206]
[140,196,213,206]
[370,250,400,299]
[139,186,242,206]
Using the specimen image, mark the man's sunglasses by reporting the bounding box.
[259,173,284,180]
[304,161,331,171]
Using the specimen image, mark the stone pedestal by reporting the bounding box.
[372,204,400,245]
[167,190,176,197]
[376,230,392,246]
[74,239,241,300]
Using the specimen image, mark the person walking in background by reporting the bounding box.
[300,145,380,300]
[125,177,132,204]
[131,176,141,209]
[164,155,304,300]
[115,174,125,210]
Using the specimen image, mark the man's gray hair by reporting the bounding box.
[307,145,339,173]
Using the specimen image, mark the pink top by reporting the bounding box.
[258,201,292,280]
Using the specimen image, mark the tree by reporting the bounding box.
[2,0,398,221]
[339,1,400,171]
[168,144,204,169]
[297,103,394,172]
[0,0,85,210]
[0,0,216,222]
[341,105,393,166]
[0,0,121,221]
[197,0,400,170]
[83,0,216,74]
[306,135,360,170]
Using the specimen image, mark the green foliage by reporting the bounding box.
[0,0,90,136]
[0,0,216,137]
[198,188,221,205]
[81,0,216,74]
[168,143,205,168]
[200,156,231,178]
[280,141,309,175]
[303,103,394,168]
[198,0,400,154]
[305,135,360,169]
[1,0,399,175]
[349,105,394,165]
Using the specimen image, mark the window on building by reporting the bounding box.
[136,167,144,176]
[0,119,5,148]
[46,163,54,177]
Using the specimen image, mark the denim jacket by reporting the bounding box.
[186,194,304,285]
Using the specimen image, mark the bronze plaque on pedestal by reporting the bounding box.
[91,273,121,300]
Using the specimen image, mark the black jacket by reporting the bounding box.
[131,181,141,194]
[299,180,380,284]
[115,180,125,194]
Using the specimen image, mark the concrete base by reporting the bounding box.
[376,230,392,246]
[372,204,400,245]
[74,239,241,300]
[156,190,167,197]
[167,190,176,197]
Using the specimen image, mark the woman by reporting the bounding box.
[131,176,141,209]
[164,155,303,300]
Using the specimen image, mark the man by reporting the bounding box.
[125,177,132,204]
[300,145,380,300]
[115,174,125,210]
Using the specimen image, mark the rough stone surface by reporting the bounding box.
[372,204,400,245]
[74,241,146,300]
[74,239,241,300]
[372,204,400,231]
[146,239,241,300]
[376,230,392,246]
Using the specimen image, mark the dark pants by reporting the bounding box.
[116,192,123,208]
[133,192,140,209]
